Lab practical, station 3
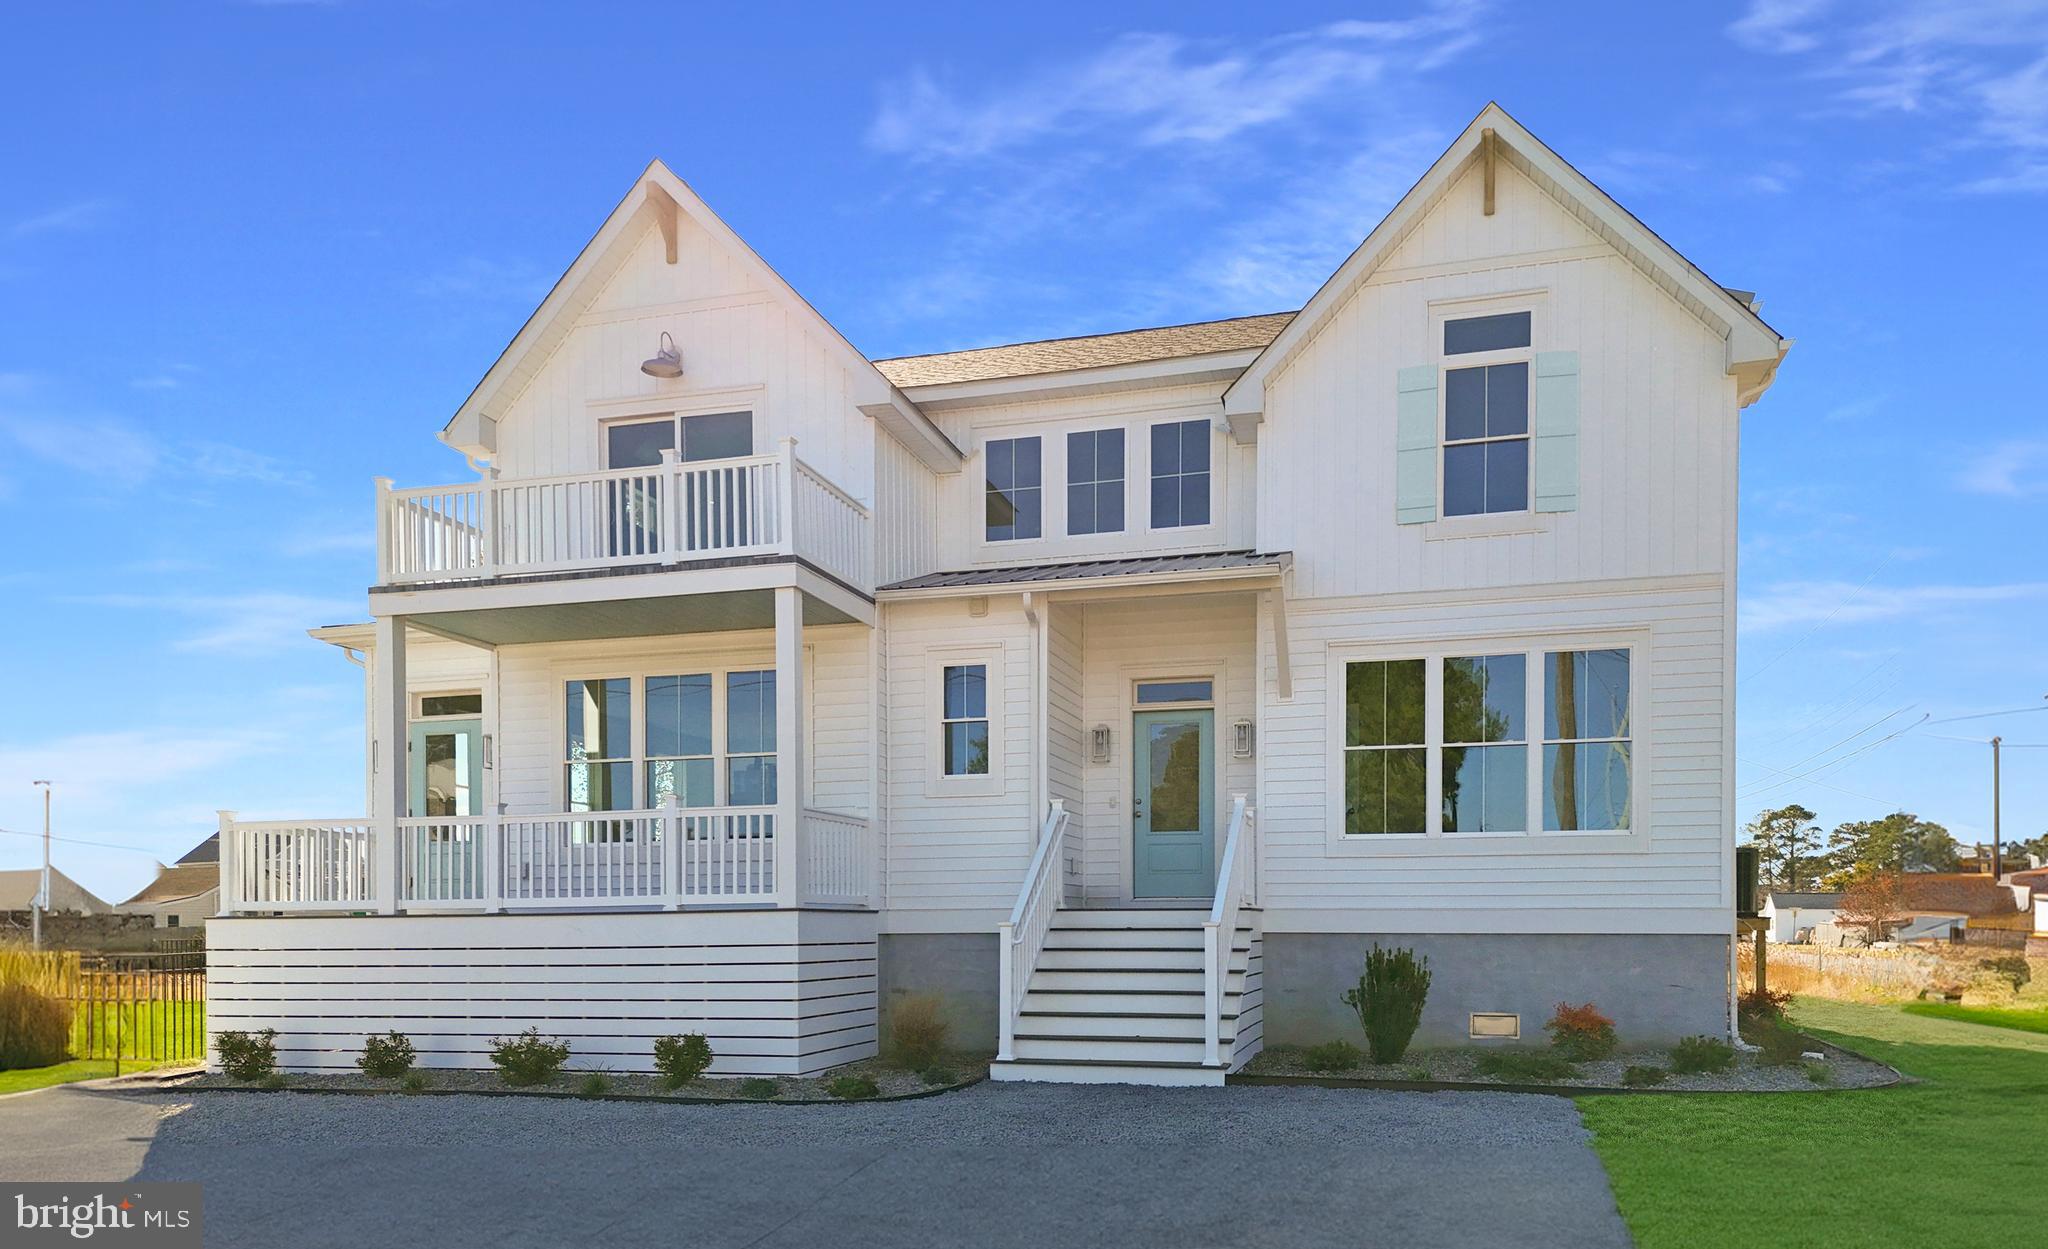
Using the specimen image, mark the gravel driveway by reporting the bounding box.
[0,1081,1631,1248]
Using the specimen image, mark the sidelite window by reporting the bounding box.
[1150,419,1211,528]
[1342,659,1426,835]
[1442,655,1527,833]
[565,678,632,814]
[1442,311,1531,517]
[1066,428,1125,536]
[941,664,990,776]
[725,670,778,806]
[1544,649,1632,831]
[646,674,714,808]
[984,436,1042,541]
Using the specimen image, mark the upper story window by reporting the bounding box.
[985,436,1042,542]
[1441,312,1530,517]
[1065,429,1125,536]
[1149,419,1211,529]
[605,410,755,468]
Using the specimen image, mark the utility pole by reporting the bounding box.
[1990,737,2001,881]
[31,780,51,949]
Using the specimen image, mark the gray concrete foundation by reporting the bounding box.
[878,931,1000,1052]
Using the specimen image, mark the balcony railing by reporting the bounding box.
[218,805,873,914]
[377,438,872,591]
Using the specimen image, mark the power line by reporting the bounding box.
[1740,553,1896,687]
[1735,756,1903,809]
[1737,712,1929,801]
[0,825,168,858]
[1923,704,2048,726]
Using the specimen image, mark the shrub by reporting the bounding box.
[1474,1050,1581,1082]
[1736,987,1793,1026]
[1339,945,1432,1064]
[1979,955,2031,994]
[488,1028,570,1087]
[653,1034,713,1088]
[1404,1065,1431,1083]
[737,1077,781,1099]
[1301,1039,1364,1073]
[917,1065,959,1087]
[258,1072,287,1091]
[1804,1061,1834,1085]
[215,1029,279,1081]
[577,1071,611,1097]
[1545,1002,1618,1061]
[0,983,72,1070]
[1620,1064,1668,1088]
[399,1071,430,1095]
[887,994,950,1070]
[1670,1035,1736,1074]
[357,1031,417,1079]
[826,1073,879,1100]
[1745,1016,1809,1066]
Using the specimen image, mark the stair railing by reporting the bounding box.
[997,799,1069,1062]
[1203,793,1254,1067]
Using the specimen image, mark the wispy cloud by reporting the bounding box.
[0,377,308,491]
[75,591,358,653]
[278,527,375,558]
[413,255,550,302]
[1956,437,2048,496]
[1742,578,2048,632]
[7,198,114,239]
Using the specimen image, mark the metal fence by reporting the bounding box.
[54,945,209,1075]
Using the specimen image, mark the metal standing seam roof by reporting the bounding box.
[879,550,1289,593]
[870,311,1297,389]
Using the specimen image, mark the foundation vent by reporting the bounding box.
[1469,1012,1520,1040]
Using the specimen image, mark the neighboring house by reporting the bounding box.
[1761,891,1841,944]
[209,103,1789,1084]
[0,866,110,916]
[119,835,221,930]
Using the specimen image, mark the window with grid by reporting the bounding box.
[941,664,990,776]
[984,436,1042,541]
[1149,419,1211,528]
[1341,659,1426,835]
[1065,428,1125,536]
[1442,311,1531,517]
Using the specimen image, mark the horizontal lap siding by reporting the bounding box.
[1259,582,1728,933]
[208,912,877,1075]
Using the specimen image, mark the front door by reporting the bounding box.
[1132,709,1215,898]
[408,718,483,817]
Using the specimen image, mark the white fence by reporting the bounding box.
[221,806,872,914]
[377,439,871,590]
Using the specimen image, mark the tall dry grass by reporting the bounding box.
[1747,941,2048,1007]
[0,942,77,1069]
[0,942,78,996]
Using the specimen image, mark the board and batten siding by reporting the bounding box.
[1256,579,1729,935]
[1257,157,1738,601]
[208,911,877,1075]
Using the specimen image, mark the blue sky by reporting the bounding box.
[3,1,2046,899]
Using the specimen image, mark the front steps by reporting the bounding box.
[989,907,1263,1086]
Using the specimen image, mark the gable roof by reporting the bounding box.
[873,312,1295,389]
[175,833,219,866]
[1768,891,1842,909]
[1222,102,1791,440]
[441,160,961,473]
[0,866,108,914]
[121,862,219,907]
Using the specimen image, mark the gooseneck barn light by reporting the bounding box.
[640,331,683,379]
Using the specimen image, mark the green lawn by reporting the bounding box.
[70,999,208,1064]
[1902,1000,2048,1035]
[1579,1000,2046,1248]
[0,1057,186,1096]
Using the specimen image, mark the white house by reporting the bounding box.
[1760,891,1842,944]
[208,104,1788,1085]
[118,835,221,930]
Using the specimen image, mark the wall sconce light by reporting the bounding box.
[640,331,683,379]
[1089,724,1113,765]
[1232,718,1256,759]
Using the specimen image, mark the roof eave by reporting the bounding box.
[896,347,1265,414]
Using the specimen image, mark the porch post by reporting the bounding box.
[776,436,798,557]
[216,809,238,916]
[775,584,804,907]
[658,447,683,562]
[477,464,499,578]
[372,614,409,914]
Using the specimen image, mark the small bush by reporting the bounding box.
[1620,1064,1668,1087]
[0,983,72,1070]
[215,1029,279,1081]
[1745,1016,1808,1066]
[1736,987,1793,1026]
[1670,1035,1736,1074]
[1474,1050,1581,1082]
[826,1073,879,1100]
[399,1071,430,1094]
[1803,1061,1834,1085]
[1979,955,2031,994]
[577,1071,611,1097]
[917,1065,959,1087]
[1404,1065,1431,1083]
[737,1077,781,1099]
[653,1034,713,1088]
[488,1028,570,1087]
[1545,1002,1618,1061]
[357,1031,416,1079]
[258,1072,287,1091]
[887,994,951,1070]
[1340,945,1432,1064]
[1301,1039,1364,1073]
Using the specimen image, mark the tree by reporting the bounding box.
[1744,804,1822,890]
[1836,871,1908,945]
[1822,812,1959,887]
[2010,833,2048,867]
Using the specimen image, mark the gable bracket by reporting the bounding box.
[1482,128,1497,216]
[644,181,680,265]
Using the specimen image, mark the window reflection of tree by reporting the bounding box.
[1150,724,1202,830]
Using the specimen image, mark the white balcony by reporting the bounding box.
[377,439,871,593]
[217,805,874,915]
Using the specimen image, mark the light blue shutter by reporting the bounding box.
[1533,350,1579,513]
[1395,365,1438,524]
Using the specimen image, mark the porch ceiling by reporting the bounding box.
[408,588,857,646]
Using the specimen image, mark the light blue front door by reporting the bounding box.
[1133,709,1215,898]
[409,719,483,817]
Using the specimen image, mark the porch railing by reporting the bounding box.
[220,804,872,914]
[996,799,1069,1063]
[1202,793,1255,1068]
[377,437,872,591]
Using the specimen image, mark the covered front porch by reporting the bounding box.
[221,563,877,916]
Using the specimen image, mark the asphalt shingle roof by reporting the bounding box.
[871,312,1296,389]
